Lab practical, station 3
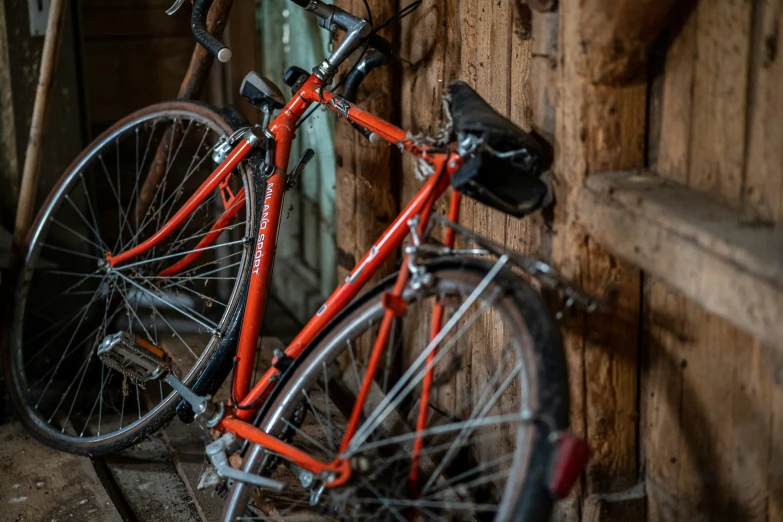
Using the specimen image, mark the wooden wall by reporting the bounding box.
[0,0,83,232]
[81,0,193,132]
[337,0,783,520]
[80,0,257,133]
[644,1,783,520]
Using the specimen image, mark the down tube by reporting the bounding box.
[237,168,451,416]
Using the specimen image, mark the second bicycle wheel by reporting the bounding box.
[223,258,569,522]
[4,101,257,455]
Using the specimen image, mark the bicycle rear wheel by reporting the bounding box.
[222,258,568,522]
[4,101,257,455]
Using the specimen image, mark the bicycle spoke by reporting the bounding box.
[97,154,133,253]
[114,238,245,271]
[25,278,107,368]
[159,120,196,226]
[42,242,102,261]
[131,131,214,245]
[147,298,199,359]
[321,362,335,452]
[359,477,407,522]
[12,107,250,453]
[51,218,106,252]
[349,271,505,452]
[78,173,109,252]
[116,278,156,342]
[350,497,498,513]
[160,256,242,286]
[62,193,109,252]
[301,388,336,453]
[34,282,104,409]
[27,304,123,391]
[421,357,522,494]
[52,339,101,427]
[350,413,532,456]
[279,416,334,457]
[81,366,112,437]
[114,270,217,330]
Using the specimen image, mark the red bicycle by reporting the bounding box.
[5,0,593,520]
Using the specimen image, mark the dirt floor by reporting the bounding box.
[1,298,301,522]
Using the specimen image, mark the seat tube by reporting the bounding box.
[232,126,293,402]
[410,189,461,491]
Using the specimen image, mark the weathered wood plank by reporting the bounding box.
[742,3,783,521]
[578,170,783,349]
[582,483,646,522]
[334,0,398,286]
[99,432,201,522]
[580,0,684,85]
[223,0,260,124]
[643,11,697,522]
[0,0,18,222]
[81,5,192,38]
[529,10,556,141]
[744,0,783,223]
[643,2,777,522]
[554,0,644,498]
[83,37,196,125]
[0,421,123,522]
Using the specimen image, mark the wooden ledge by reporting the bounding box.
[577,171,783,347]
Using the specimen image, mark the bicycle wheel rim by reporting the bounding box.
[223,261,552,522]
[8,103,254,449]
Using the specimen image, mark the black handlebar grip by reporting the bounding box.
[368,33,394,58]
[343,51,389,103]
[288,0,311,8]
[192,0,232,62]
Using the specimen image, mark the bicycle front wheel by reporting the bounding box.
[223,258,568,522]
[4,101,257,455]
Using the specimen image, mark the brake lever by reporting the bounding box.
[165,0,187,15]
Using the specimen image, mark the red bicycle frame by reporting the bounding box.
[105,72,463,485]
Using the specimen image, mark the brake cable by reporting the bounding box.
[295,0,422,129]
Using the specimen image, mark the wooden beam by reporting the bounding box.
[581,0,684,85]
[529,10,557,141]
[554,0,645,501]
[0,0,18,220]
[583,483,647,522]
[334,0,399,283]
[578,170,783,348]
[13,0,66,249]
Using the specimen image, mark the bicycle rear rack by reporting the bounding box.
[414,214,600,316]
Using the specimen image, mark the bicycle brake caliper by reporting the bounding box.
[205,433,286,491]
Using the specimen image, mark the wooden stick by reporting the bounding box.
[136,0,236,223]
[12,0,66,249]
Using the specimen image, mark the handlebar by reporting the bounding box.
[190,0,392,74]
[191,0,232,63]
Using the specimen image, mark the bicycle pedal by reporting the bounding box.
[206,434,286,492]
[97,331,170,383]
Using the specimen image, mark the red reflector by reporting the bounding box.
[548,432,590,498]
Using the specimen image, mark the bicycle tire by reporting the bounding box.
[3,101,259,456]
[222,257,568,522]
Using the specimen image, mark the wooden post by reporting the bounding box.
[177,0,236,101]
[580,0,684,85]
[0,0,18,218]
[333,0,399,283]
[12,0,66,249]
[553,0,647,506]
[137,0,236,222]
